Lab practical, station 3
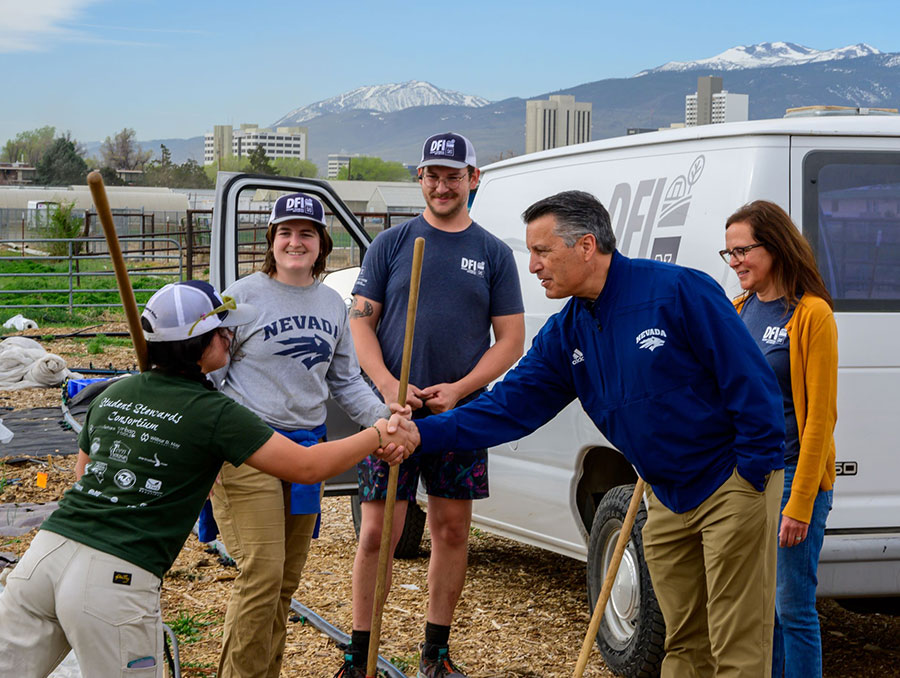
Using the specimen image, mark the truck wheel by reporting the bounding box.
[349,494,427,559]
[587,484,665,677]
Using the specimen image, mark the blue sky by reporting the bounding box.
[2,0,899,146]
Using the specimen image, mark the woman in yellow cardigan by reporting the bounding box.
[722,200,837,678]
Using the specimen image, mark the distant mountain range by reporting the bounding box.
[636,41,882,75]
[272,80,490,126]
[123,43,900,173]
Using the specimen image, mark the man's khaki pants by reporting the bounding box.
[642,467,783,678]
[212,463,320,678]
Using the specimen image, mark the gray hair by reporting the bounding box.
[522,190,616,253]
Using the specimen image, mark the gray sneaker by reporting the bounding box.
[417,646,467,678]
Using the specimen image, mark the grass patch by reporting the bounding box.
[390,652,419,672]
[0,255,177,323]
[80,334,133,354]
[165,610,221,645]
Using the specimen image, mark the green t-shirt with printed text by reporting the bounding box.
[42,370,273,578]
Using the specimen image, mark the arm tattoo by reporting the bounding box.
[349,297,374,319]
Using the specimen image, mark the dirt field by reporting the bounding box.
[1,326,899,676]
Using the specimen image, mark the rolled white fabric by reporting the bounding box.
[0,337,73,390]
[27,353,70,387]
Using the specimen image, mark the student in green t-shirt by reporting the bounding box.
[0,281,416,678]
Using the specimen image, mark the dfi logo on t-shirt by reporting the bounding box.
[762,326,788,345]
[460,257,485,277]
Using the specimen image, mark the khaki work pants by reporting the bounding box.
[642,467,783,678]
[211,463,321,678]
[0,530,163,677]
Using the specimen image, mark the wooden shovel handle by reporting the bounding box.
[87,171,149,372]
[366,236,425,677]
[573,478,646,677]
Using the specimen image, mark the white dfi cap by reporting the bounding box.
[141,281,257,343]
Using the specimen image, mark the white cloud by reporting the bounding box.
[0,0,104,53]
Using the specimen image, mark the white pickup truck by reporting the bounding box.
[210,111,900,676]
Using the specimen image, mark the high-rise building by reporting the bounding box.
[204,124,309,165]
[525,95,592,154]
[685,76,749,126]
[327,153,360,179]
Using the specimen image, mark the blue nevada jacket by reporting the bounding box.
[417,252,785,513]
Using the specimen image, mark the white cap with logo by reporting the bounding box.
[141,281,257,343]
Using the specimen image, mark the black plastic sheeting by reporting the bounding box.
[0,408,78,458]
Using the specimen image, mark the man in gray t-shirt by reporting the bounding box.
[340,132,524,678]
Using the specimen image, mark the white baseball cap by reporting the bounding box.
[141,281,257,343]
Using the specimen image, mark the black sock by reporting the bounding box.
[422,622,451,659]
[350,630,370,667]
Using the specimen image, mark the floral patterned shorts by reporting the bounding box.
[357,447,489,502]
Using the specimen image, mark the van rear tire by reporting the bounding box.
[587,484,665,677]
[349,494,427,559]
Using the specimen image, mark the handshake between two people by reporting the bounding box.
[371,403,421,466]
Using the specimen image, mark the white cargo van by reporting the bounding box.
[465,113,900,676]
[209,114,900,675]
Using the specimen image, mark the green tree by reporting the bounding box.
[272,157,318,178]
[202,155,244,185]
[99,166,125,186]
[172,158,213,189]
[35,137,89,185]
[34,201,84,255]
[143,145,213,189]
[142,144,176,186]
[2,126,56,165]
[247,145,279,175]
[336,156,412,182]
[100,128,152,170]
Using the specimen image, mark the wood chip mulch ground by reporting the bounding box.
[1,325,899,677]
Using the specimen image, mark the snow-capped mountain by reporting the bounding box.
[636,42,881,76]
[272,80,490,126]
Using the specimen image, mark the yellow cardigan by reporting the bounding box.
[734,294,838,523]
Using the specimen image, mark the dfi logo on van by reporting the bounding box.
[607,155,706,265]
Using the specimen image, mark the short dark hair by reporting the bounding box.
[141,316,217,388]
[522,190,616,253]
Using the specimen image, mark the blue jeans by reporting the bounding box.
[772,462,833,677]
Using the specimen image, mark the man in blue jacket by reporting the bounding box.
[408,190,786,676]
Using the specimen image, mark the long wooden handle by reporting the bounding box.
[366,236,425,677]
[573,478,646,678]
[87,171,149,372]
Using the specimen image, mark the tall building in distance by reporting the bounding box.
[327,153,360,179]
[525,95,592,154]
[204,124,309,165]
[685,76,749,126]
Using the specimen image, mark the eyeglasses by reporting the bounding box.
[420,172,469,189]
[718,243,765,264]
[189,295,236,336]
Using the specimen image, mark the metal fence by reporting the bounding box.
[0,208,417,315]
[0,207,188,242]
[0,236,182,313]
[183,209,415,280]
